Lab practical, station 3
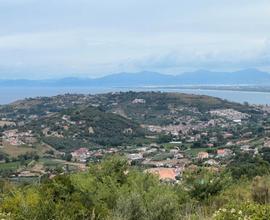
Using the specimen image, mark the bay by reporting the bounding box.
[1,87,270,105]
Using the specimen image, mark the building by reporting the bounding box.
[217,149,233,157]
[204,159,219,166]
[197,152,209,160]
[127,153,143,163]
[132,98,146,104]
[71,148,91,162]
[145,168,180,182]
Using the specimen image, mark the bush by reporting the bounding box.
[213,202,270,220]
[252,176,270,204]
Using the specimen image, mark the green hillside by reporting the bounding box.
[25,106,145,150]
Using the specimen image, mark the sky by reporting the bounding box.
[1,0,270,79]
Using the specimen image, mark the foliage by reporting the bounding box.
[1,156,270,219]
[183,168,232,201]
[213,203,270,220]
[252,176,270,204]
[228,153,270,179]
[0,156,187,219]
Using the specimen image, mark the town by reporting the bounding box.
[0,92,269,183]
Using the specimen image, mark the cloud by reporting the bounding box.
[0,0,270,78]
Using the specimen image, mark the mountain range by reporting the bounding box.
[1,69,270,87]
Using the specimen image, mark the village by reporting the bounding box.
[0,92,269,184]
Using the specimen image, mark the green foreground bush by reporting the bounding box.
[0,156,269,219]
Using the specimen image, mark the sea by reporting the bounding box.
[1,87,270,105]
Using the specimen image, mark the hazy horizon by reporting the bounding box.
[0,68,268,80]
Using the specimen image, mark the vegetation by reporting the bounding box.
[0,156,268,219]
[28,106,146,150]
[0,92,269,218]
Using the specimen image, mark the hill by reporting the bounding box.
[23,106,145,150]
[0,91,263,152]
[1,69,270,87]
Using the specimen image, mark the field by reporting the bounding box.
[0,142,53,157]
[40,158,86,171]
[185,147,217,157]
[0,161,21,171]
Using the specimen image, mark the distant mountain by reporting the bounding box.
[1,69,270,87]
[174,69,270,85]
[93,71,176,86]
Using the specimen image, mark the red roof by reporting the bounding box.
[217,149,225,155]
[146,168,177,181]
[74,148,89,154]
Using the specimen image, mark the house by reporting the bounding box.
[206,143,214,148]
[223,133,233,139]
[240,145,251,152]
[132,98,146,104]
[264,139,270,148]
[169,149,179,154]
[127,153,143,162]
[204,159,219,166]
[226,141,234,146]
[233,119,242,123]
[145,168,179,182]
[144,148,158,155]
[197,152,209,160]
[174,153,184,159]
[71,148,91,162]
[210,137,218,143]
[217,149,233,157]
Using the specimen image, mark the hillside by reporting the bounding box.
[0,91,264,153]
[0,91,270,220]
[97,92,259,125]
[23,106,145,150]
[1,69,270,87]
[1,91,260,126]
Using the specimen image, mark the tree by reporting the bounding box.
[183,168,232,201]
[229,154,270,179]
[157,134,172,144]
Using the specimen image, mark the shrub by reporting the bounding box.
[252,176,270,204]
[213,202,270,220]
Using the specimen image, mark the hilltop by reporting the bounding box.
[0,91,264,153]
[1,69,270,87]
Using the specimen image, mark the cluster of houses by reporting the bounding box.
[125,145,191,182]
[197,148,233,162]
[71,147,119,163]
[210,109,250,123]
[1,101,270,184]
[132,98,146,104]
[2,129,36,146]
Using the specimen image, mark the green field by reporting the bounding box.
[185,147,217,157]
[0,161,20,171]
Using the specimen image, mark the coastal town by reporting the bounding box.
[0,92,269,183]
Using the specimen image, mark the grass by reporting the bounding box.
[40,158,84,172]
[0,161,21,171]
[1,142,53,158]
[1,145,35,157]
[249,138,264,148]
[40,158,65,169]
[185,147,217,157]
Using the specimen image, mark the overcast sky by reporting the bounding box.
[1,0,270,79]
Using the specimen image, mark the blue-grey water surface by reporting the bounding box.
[1,87,270,105]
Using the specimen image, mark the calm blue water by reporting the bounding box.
[1,87,270,105]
